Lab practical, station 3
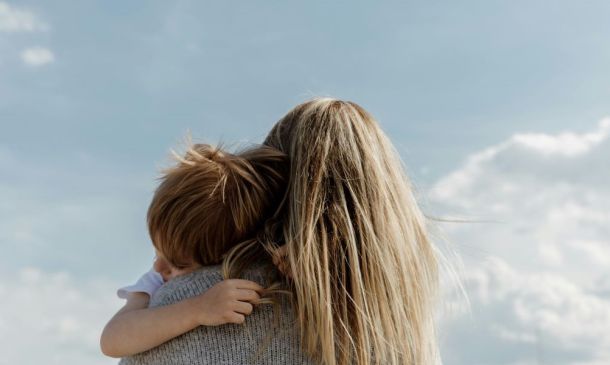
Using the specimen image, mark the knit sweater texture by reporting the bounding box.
[119,263,316,365]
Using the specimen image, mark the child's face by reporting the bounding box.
[153,248,201,282]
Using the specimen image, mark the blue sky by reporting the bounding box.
[1,1,609,364]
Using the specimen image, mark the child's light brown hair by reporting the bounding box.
[147,140,288,269]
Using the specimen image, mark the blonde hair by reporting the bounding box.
[147,141,288,269]
[225,98,442,365]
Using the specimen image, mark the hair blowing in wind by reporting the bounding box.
[239,98,442,365]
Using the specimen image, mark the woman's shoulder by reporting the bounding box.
[150,263,273,307]
[150,265,223,306]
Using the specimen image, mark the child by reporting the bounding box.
[100,141,289,358]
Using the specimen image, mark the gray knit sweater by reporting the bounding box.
[119,264,316,365]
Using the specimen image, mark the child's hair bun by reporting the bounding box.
[168,142,228,167]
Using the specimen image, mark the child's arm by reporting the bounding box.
[100,278,263,358]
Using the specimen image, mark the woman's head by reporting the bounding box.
[260,98,441,365]
[147,141,288,270]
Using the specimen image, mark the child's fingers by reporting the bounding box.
[228,312,246,324]
[227,279,264,292]
[233,301,254,315]
[235,289,260,303]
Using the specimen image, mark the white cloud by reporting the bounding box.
[0,2,48,32]
[432,118,610,364]
[432,118,610,206]
[21,46,54,66]
[512,118,610,157]
[0,147,158,363]
[0,3,53,68]
[475,259,608,347]
[0,266,121,364]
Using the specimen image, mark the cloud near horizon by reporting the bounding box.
[0,267,119,365]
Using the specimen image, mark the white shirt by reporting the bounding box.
[117,267,164,299]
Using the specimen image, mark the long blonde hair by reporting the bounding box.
[225,98,442,365]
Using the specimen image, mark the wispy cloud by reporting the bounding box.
[21,46,54,66]
[0,2,53,67]
[0,1,48,32]
[433,119,610,364]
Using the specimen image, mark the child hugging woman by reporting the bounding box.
[100,141,293,359]
[102,97,444,365]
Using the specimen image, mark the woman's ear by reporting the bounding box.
[271,245,291,278]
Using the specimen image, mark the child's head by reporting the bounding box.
[147,141,288,275]
[152,247,194,282]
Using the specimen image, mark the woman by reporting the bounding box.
[225,97,442,365]
[122,97,442,365]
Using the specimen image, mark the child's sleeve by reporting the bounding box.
[117,268,165,299]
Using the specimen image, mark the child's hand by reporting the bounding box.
[190,279,263,326]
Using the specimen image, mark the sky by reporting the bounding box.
[1,1,609,364]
